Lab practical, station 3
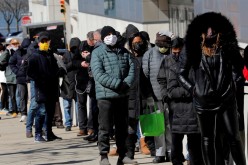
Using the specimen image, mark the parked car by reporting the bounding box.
[5,31,23,44]
[0,33,6,43]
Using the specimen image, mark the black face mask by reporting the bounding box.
[132,42,147,55]
[204,34,218,48]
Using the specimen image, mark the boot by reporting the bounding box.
[140,137,150,155]
[126,134,137,159]
[117,156,138,165]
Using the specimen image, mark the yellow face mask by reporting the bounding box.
[39,42,50,51]
[159,47,169,54]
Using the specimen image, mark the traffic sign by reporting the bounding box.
[21,16,31,25]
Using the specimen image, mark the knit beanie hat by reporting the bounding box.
[126,24,139,39]
[155,30,174,47]
[101,26,116,41]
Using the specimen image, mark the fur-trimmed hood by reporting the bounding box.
[185,12,239,66]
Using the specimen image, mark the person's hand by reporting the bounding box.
[81,51,90,58]
[81,61,89,68]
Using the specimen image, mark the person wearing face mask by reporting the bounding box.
[60,37,81,132]
[142,30,174,163]
[157,37,204,165]
[0,39,20,118]
[178,12,246,165]
[27,31,62,142]
[9,38,31,123]
[124,32,155,160]
[91,26,136,165]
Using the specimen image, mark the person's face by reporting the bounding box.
[93,32,101,43]
[87,38,95,47]
[172,47,182,56]
[10,40,20,49]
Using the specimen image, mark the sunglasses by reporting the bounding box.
[11,43,19,45]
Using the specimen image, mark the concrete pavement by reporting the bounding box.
[0,113,175,165]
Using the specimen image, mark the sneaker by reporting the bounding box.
[11,113,18,118]
[117,156,138,165]
[34,136,46,143]
[26,131,33,138]
[19,115,27,122]
[65,126,71,131]
[99,157,111,165]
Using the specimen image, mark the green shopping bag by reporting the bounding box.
[139,104,165,136]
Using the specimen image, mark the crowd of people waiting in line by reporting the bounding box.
[0,12,247,165]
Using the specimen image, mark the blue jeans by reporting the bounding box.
[26,81,46,137]
[63,98,78,127]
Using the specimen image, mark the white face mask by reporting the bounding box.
[104,34,117,46]
[12,47,18,51]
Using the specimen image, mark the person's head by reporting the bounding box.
[171,37,184,56]
[125,24,139,40]
[69,37,81,54]
[10,38,20,51]
[38,31,51,51]
[93,29,102,43]
[128,32,148,56]
[201,27,220,56]
[87,31,95,47]
[101,26,117,47]
[155,31,174,55]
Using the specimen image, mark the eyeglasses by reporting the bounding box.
[11,43,19,45]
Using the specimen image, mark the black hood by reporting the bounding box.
[185,12,239,67]
[21,38,31,49]
[69,37,81,49]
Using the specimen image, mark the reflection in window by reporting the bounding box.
[104,0,116,16]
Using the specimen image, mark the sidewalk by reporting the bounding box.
[0,113,175,165]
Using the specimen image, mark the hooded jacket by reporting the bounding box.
[60,37,81,99]
[178,12,244,112]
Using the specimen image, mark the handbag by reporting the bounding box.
[139,103,165,136]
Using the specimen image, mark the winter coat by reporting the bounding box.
[91,43,135,100]
[72,40,93,94]
[178,12,244,112]
[0,49,16,84]
[27,50,59,103]
[9,39,31,84]
[60,38,81,99]
[128,56,153,119]
[142,46,167,101]
[158,54,199,133]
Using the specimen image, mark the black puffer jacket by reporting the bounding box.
[178,12,244,112]
[158,54,199,133]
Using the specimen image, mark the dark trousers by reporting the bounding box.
[98,97,128,157]
[17,83,28,116]
[171,133,203,165]
[45,100,56,137]
[1,83,8,109]
[53,101,63,125]
[7,84,17,113]
[197,105,246,165]
[77,92,89,131]
[88,96,99,133]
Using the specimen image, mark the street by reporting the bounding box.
[0,114,176,165]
